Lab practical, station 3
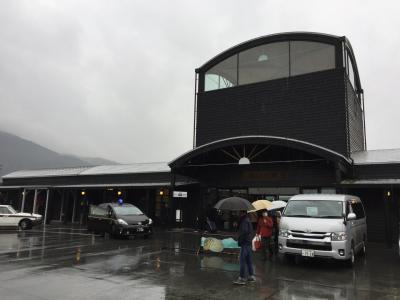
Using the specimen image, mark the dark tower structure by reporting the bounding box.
[193,32,365,157]
[171,32,366,189]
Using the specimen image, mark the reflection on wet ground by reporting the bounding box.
[0,226,399,299]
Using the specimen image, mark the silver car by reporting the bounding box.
[278,194,367,267]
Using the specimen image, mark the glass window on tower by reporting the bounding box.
[205,55,238,91]
[290,41,335,76]
[238,42,289,85]
[347,53,356,89]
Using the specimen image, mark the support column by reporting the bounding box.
[72,190,77,223]
[21,188,27,212]
[170,172,176,227]
[145,189,150,216]
[44,189,50,225]
[384,188,393,247]
[32,189,38,214]
[59,190,65,222]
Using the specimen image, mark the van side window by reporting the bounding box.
[350,202,365,219]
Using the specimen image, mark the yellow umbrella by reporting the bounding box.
[249,200,272,212]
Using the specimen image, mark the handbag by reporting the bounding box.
[252,234,262,251]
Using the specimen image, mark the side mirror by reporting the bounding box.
[347,213,356,220]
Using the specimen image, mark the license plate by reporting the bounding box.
[137,227,144,232]
[301,249,315,257]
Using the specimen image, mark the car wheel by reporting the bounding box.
[111,225,120,239]
[19,219,31,230]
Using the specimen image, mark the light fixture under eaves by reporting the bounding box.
[258,54,268,62]
[238,157,250,165]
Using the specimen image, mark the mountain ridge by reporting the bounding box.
[0,130,117,181]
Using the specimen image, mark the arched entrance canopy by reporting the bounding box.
[169,135,353,169]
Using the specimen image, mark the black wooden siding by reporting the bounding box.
[345,79,365,153]
[196,69,350,156]
[178,160,337,189]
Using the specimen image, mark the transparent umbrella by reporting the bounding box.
[267,200,287,211]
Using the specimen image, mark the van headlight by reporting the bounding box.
[118,219,128,225]
[149,218,153,225]
[279,229,289,238]
[331,232,347,241]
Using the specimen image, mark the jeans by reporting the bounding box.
[239,245,254,278]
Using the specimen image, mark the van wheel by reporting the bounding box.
[19,219,32,230]
[360,240,366,256]
[346,245,355,267]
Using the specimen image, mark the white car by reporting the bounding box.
[0,205,42,230]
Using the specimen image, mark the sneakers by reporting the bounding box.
[233,277,247,285]
[233,276,256,285]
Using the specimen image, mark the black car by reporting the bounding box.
[87,203,153,238]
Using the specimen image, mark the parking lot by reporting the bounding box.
[0,225,399,299]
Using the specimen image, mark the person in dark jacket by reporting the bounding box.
[234,211,256,285]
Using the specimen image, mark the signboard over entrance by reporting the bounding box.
[173,191,187,198]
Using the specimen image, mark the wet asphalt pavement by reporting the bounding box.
[0,226,399,300]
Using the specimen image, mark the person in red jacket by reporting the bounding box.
[256,211,274,261]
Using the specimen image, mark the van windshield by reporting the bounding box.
[283,200,343,218]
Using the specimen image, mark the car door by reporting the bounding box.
[88,205,107,233]
[0,206,17,227]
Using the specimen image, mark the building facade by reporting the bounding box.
[1,32,399,247]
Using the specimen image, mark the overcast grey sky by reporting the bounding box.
[1,0,400,163]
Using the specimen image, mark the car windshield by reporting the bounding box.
[113,206,143,216]
[7,206,17,214]
[283,200,343,218]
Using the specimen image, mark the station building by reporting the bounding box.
[1,32,399,247]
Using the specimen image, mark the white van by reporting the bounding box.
[278,194,367,266]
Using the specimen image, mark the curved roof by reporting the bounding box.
[196,31,362,93]
[169,135,352,168]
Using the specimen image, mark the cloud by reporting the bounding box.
[0,0,400,163]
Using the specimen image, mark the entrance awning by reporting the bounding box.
[170,135,352,169]
[0,181,196,190]
[341,179,400,185]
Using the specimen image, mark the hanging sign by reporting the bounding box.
[173,191,187,198]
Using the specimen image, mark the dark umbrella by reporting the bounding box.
[214,197,255,211]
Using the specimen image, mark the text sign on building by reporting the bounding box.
[173,191,188,198]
